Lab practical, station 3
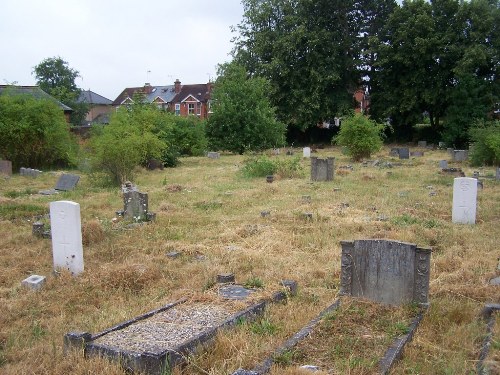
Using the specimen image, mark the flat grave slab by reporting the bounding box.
[55,173,80,191]
[66,298,266,374]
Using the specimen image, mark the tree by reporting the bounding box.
[33,57,89,126]
[0,91,78,169]
[206,62,286,154]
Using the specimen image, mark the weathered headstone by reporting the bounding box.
[398,148,410,159]
[418,141,427,147]
[311,157,334,181]
[123,190,149,222]
[303,147,311,158]
[496,167,500,180]
[207,152,220,159]
[50,201,84,276]
[439,160,448,169]
[55,173,80,191]
[340,239,431,306]
[410,151,424,157]
[0,160,12,176]
[452,150,468,162]
[452,177,477,224]
[438,141,446,149]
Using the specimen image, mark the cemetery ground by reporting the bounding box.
[0,146,499,375]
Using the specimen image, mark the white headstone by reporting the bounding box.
[303,147,311,158]
[452,178,477,224]
[50,201,84,275]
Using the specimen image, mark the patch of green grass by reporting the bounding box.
[386,321,410,338]
[193,201,223,211]
[31,320,46,340]
[0,202,47,220]
[243,276,264,289]
[249,318,278,335]
[4,188,38,198]
[391,214,420,226]
[423,218,440,228]
[273,349,294,366]
[241,155,276,178]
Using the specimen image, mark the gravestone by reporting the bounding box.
[55,174,80,191]
[410,151,424,157]
[22,275,46,290]
[0,160,12,176]
[438,142,445,149]
[398,148,410,159]
[303,147,311,158]
[273,148,280,155]
[447,148,454,157]
[123,190,149,222]
[452,177,477,224]
[50,201,84,276]
[389,148,400,157]
[310,157,334,181]
[439,160,448,169]
[207,152,220,159]
[418,141,427,147]
[452,150,468,162]
[340,239,431,306]
[496,167,500,180]
[20,167,41,177]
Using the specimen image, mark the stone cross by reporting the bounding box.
[303,147,311,158]
[340,239,431,306]
[452,177,477,224]
[50,201,84,276]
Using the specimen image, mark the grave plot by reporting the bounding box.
[274,298,423,374]
[65,294,269,374]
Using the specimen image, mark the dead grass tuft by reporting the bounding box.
[166,184,183,192]
[81,219,105,246]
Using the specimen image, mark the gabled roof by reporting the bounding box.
[171,84,211,104]
[112,85,177,106]
[0,85,73,111]
[78,90,112,105]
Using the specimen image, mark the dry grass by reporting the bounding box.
[0,146,499,374]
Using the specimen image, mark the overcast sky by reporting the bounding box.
[0,0,244,100]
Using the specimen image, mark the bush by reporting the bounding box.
[0,92,78,169]
[170,116,207,156]
[469,120,500,166]
[333,114,385,161]
[89,105,166,184]
[241,155,304,178]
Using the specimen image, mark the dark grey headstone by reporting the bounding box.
[340,239,431,305]
[311,157,335,181]
[452,150,468,162]
[55,174,80,191]
[496,167,500,180]
[123,191,148,222]
[0,160,12,176]
[398,148,410,159]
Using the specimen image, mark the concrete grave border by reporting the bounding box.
[477,303,500,374]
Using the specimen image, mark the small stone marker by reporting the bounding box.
[398,148,410,159]
[0,160,12,176]
[418,141,427,147]
[50,201,84,276]
[207,152,220,159]
[452,177,478,224]
[303,147,311,158]
[439,160,448,169]
[310,157,335,181]
[55,173,80,191]
[452,150,468,162]
[340,239,431,306]
[21,275,46,290]
[260,210,270,217]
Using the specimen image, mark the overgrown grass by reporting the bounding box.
[0,147,498,375]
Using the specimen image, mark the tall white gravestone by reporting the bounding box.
[303,147,311,158]
[50,201,84,275]
[452,178,477,224]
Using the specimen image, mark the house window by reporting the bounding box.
[175,103,180,116]
[197,103,202,116]
[188,103,195,114]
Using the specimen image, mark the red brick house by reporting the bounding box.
[112,79,213,120]
[354,88,370,114]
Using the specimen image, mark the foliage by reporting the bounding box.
[170,115,207,157]
[89,105,167,184]
[333,114,384,160]
[206,62,286,154]
[0,92,78,169]
[241,155,304,178]
[469,120,500,166]
[33,56,89,126]
[249,318,278,335]
[273,156,304,178]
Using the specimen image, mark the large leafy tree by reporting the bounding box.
[33,56,88,126]
[206,62,286,154]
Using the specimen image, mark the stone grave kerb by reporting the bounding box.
[340,239,431,306]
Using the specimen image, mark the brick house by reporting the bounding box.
[353,88,370,114]
[112,79,213,119]
[78,90,113,125]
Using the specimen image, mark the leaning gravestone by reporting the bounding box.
[0,160,12,176]
[452,177,477,224]
[50,201,84,276]
[55,173,80,191]
[303,147,311,158]
[340,239,431,306]
[398,148,410,159]
[311,157,334,181]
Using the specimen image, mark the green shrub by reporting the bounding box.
[0,92,78,169]
[170,116,207,156]
[469,120,500,166]
[333,114,385,161]
[241,155,276,177]
[274,156,304,178]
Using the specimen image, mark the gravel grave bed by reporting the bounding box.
[92,302,240,355]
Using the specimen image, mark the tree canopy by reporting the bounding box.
[206,62,286,154]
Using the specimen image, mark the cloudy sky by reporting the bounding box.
[0,0,244,100]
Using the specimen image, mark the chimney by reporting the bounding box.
[174,79,181,94]
[144,83,153,94]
